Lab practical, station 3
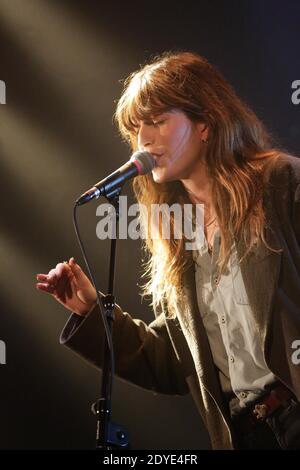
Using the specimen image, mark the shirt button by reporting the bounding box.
[239,392,248,399]
[221,315,226,324]
[229,355,235,363]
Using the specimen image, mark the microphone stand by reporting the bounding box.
[91,189,130,450]
[74,152,155,450]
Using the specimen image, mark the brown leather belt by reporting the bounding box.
[232,382,296,434]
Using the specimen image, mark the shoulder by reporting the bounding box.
[262,154,300,218]
[265,154,300,188]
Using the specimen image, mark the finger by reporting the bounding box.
[36,282,56,294]
[54,278,74,303]
[54,289,67,303]
[47,263,69,290]
[65,265,75,299]
[55,262,74,297]
[36,274,48,281]
[47,268,58,285]
[56,272,70,301]
[65,278,73,300]
[68,258,84,280]
[55,262,72,278]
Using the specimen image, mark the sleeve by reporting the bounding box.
[59,300,189,396]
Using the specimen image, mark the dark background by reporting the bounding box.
[0,0,299,450]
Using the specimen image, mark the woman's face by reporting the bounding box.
[136,109,208,184]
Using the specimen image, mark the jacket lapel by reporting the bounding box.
[176,265,226,403]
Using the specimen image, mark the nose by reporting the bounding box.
[137,122,155,150]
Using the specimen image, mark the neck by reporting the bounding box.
[181,163,214,215]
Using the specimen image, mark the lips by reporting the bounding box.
[150,153,164,166]
[150,152,163,157]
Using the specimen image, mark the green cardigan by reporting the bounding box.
[61,154,300,449]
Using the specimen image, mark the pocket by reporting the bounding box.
[230,243,275,305]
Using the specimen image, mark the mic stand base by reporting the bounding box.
[92,398,130,450]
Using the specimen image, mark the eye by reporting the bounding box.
[152,119,165,126]
[132,116,167,133]
[150,114,167,126]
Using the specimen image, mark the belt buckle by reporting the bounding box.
[253,403,269,420]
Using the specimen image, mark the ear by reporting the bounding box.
[196,122,209,143]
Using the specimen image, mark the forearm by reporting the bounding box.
[60,302,189,396]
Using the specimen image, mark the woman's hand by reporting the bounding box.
[36,257,97,316]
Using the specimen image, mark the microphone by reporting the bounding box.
[75,151,155,206]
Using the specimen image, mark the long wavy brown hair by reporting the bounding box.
[115,51,282,317]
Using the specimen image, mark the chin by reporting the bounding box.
[152,168,176,184]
